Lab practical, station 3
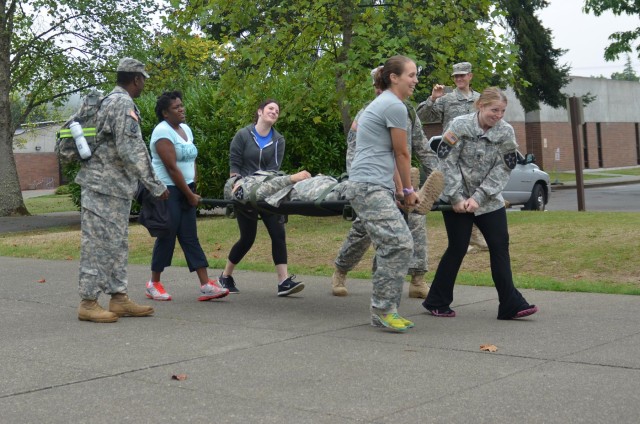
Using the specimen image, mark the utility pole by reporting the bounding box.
[568,96,585,211]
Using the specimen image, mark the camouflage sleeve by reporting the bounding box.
[410,113,439,176]
[470,130,518,206]
[345,107,365,173]
[345,127,357,174]
[416,97,443,124]
[112,99,166,197]
[439,128,465,205]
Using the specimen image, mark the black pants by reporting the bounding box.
[424,207,529,319]
[228,209,287,266]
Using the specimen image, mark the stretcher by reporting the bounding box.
[199,198,451,220]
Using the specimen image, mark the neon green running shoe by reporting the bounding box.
[398,316,414,328]
[371,313,410,332]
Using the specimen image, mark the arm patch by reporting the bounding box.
[437,142,453,159]
[503,152,517,169]
[443,130,459,145]
[438,130,459,159]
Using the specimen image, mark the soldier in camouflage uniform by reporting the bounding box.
[225,171,341,204]
[76,58,169,323]
[416,61,489,253]
[422,87,538,321]
[333,67,441,299]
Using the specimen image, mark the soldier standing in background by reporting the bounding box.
[332,66,441,299]
[76,58,169,323]
[416,61,488,253]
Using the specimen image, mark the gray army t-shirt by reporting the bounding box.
[349,90,407,190]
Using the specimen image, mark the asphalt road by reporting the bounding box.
[547,183,640,212]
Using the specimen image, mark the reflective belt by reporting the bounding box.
[57,127,97,138]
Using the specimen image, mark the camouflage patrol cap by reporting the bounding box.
[117,58,150,78]
[451,62,472,76]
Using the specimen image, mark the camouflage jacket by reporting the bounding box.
[416,88,480,131]
[437,112,518,215]
[75,86,166,200]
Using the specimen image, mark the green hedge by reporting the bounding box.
[64,79,348,209]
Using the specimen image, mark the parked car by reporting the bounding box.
[427,136,551,211]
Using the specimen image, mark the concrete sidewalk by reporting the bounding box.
[1,257,639,423]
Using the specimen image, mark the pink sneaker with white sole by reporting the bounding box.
[145,281,172,301]
[198,279,230,301]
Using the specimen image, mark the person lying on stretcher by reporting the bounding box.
[224,169,444,215]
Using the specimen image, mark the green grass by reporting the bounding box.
[594,167,640,176]
[24,194,77,214]
[550,166,640,184]
[1,208,639,295]
[550,172,613,184]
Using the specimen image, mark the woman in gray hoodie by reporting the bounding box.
[218,99,305,297]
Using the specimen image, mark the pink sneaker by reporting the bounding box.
[145,281,172,301]
[198,279,230,301]
[513,305,538,319]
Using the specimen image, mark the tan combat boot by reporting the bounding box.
[331,269,348,296]
[412,170,445,215]
[467,225,489,254]
[410,167,420,191]
[78,300,119,323]
[109,293,154,317]
[408,274,430,298]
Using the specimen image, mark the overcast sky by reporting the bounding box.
[537,1,640,77]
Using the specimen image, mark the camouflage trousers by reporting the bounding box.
[342,182,413,314]
[78,188,131,300]
[335,207,428,275]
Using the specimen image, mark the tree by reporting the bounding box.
[500,0,571,112]
[0,0,162,216]
[169,0,523,138]
[584,0,640,62]
[610,53,640,81]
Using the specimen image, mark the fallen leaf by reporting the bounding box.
[37,278,46,283]
[171,374,188,381]
[65,256,73,261]
[480,344,498,352]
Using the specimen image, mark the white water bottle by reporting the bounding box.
[69,121,92,159]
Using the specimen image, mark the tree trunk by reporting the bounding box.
[336,0,354,137]
[0,12,29,217]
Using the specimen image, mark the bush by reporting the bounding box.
[54,185,71,195]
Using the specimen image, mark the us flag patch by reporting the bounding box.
[443,130,459,145]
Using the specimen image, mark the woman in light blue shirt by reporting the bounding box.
[145,91,229,302]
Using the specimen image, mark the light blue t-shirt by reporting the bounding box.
[349,90,408,190]
[150,121,198,186]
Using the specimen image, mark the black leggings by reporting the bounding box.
[424,207,528,319]
[228,210,287,266]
